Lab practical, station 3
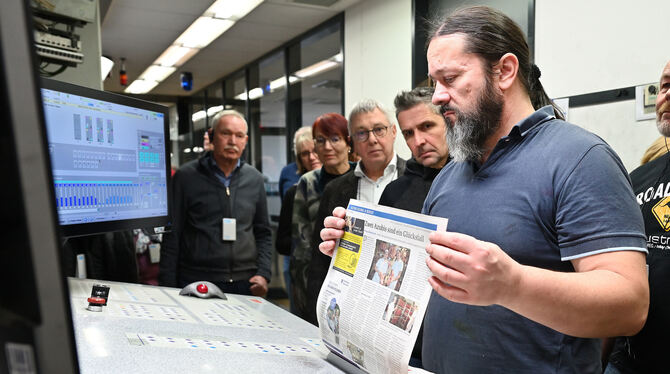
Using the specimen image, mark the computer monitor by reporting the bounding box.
[40,78,172,237]
[0,0,79,372]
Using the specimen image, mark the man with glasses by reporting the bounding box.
[303,99,406,324]
[160,110,273,297]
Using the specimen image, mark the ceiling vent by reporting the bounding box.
[290,0,339,7]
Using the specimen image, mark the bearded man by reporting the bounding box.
[319,6,649,373]
[604,61,670,374]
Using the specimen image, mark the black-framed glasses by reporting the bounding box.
[353,125,389,142]
[314,135,343,147]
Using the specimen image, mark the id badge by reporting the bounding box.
[148,243,161,263]
[222,218,236,241]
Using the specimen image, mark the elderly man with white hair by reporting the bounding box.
[160,110,272,297]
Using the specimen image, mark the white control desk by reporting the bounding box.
[68,278,347,373]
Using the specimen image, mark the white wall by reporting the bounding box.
[568,102,658,172]
[344,0,412,159]
[535,0,670,171]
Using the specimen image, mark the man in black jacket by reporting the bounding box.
[377,86,449,368]
[159,110,272,297]
[379,86,449,211]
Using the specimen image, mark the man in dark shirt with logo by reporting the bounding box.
[605,60,670,374]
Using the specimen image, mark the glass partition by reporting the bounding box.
[297,22,343,126]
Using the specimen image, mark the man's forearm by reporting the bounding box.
[502,258,648,338]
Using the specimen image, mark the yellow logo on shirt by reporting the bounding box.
[652,196,670,231]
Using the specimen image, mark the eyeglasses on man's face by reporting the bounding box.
[314,135,343,147]
[353,125,389,142]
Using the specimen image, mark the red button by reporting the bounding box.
[87,297,106,305]
[196,284,208,294]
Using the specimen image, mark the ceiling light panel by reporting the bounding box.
[207,105,224,116]
[155,45,199,67]
[175,17,235,49]
[123,0,265,94]
[124,79,159,94]
[207,0,264,20]
[248,87,264,100]
[140,65,177,82]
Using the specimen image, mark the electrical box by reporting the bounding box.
[635,83,659,121]
[31,0,96,23]
[644,83,659,107]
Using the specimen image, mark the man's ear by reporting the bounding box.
[495,53,519,91]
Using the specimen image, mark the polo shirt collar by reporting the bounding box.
[507,105,556,139]
[208,153,241,176]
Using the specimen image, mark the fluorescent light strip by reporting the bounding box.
[154,46,198,68]
[192,110,206,122]
[248,87,264,100]
[294,60,338,79]
[125,79,159,94]
[232,50,341,100]
[175,17,234,49]
[140,65,177,82]
[268,75,300,91]
[208,0,264,20]
[124,0,265,94]
[207,105,224,116]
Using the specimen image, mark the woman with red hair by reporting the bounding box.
[290,113,353,322]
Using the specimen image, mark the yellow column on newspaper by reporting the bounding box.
[333,231,363,276]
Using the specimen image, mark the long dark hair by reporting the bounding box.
[428,6,564,120]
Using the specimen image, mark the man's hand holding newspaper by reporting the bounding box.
[315,201,446,374]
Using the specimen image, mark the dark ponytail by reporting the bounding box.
[528,64,565,120]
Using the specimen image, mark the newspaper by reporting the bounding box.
[316,199,448,374]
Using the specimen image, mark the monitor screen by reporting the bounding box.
[40,78,171,237]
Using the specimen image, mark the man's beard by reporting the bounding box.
[657,101,670,137]
[441,77,504,163]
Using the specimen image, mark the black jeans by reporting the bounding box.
[212,280,253,296]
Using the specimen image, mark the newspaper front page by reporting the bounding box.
[316,199,448,374]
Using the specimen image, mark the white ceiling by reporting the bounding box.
[101,0,360,96]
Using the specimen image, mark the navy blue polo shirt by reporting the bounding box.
[421,106,646,373]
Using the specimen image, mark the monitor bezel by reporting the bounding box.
[40,77,172,238]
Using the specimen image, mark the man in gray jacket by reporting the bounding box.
[159,110,272,296]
